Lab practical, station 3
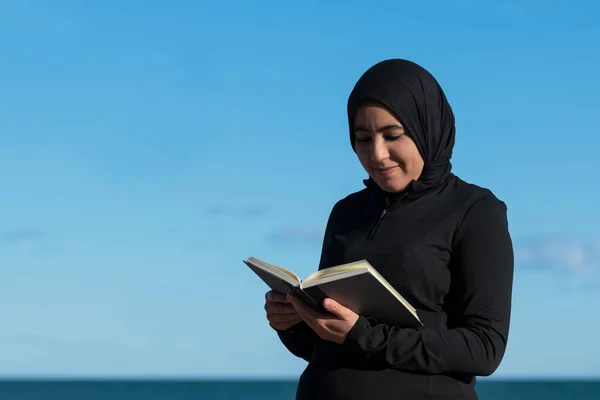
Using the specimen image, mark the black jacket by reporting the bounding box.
[276,174,514,400]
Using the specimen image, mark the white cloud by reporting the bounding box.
[1,228,42,243]
[515,235,600,274]
[268,223,325,246]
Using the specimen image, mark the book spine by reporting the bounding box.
[300,286,328,311]
[292,286,323,311]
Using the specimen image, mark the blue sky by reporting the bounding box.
[1,0,599,379]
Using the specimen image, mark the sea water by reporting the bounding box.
[0,379,598,400]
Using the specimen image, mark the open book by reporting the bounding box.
[244,256,422,328]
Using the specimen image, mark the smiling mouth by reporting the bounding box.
[376,166,398,175]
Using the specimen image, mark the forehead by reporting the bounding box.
[353,103,403,129]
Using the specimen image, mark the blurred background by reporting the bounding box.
[1,0,599,399]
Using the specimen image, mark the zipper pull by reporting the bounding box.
[368,208,387,240]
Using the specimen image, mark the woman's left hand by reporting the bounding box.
[287,294,359,344]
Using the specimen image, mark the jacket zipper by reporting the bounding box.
[367,208,387,239]
[367,192,409,240]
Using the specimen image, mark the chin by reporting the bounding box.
[374,177,410,193]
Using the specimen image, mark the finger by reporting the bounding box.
[269,316,302,329]
[303,312,327,337]
[292,303,312,321]
[268,312,303,325]
[287,297,328,335]
[267,314,302,322]
[286,295,310,317]
[266,290,290,303]
[287,294,313,313]
[265,301,297,314]
[288,294,328,321]
[287,295,310,317]
[290,300,339,339]
[292,306,319,331]
[322,298,352,320]
[269,311,303,328]
[271,318,302,331]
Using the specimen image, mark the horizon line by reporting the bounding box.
[1,374,599,382]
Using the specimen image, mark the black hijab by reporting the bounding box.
[347,59,456,196]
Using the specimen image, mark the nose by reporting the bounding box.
[370,137,389,163]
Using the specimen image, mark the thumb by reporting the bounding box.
[323,298,351,319]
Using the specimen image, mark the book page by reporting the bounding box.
[304,259,371,283]
[245,257,301,284]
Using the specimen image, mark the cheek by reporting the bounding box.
[355,148,371,165]
[390,146,422,167]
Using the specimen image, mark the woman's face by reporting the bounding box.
[353,103,424,193]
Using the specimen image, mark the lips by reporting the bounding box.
[376,166,398,176]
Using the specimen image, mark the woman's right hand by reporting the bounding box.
[264,290,303,331]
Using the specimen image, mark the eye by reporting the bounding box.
[355,137,371,143]
[385,133,405,141]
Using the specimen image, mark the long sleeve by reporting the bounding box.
[341,194,515,376]
[274,201,343,361]
[275,321,317,362]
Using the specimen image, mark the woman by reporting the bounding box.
[264,59,514,400]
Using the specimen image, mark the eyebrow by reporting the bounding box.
[353,124,404,133]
